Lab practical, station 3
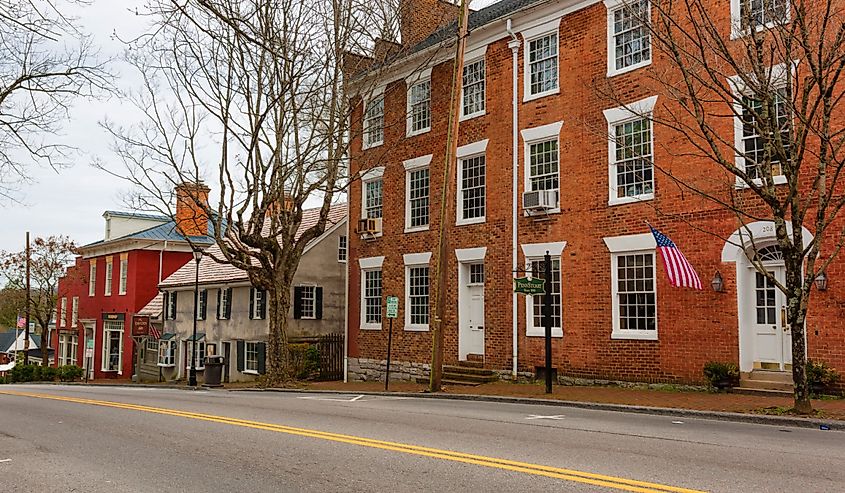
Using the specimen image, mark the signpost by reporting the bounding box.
[385,296,399,391]
[514,252,556,394]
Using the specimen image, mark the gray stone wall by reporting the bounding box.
[347,357,430,382]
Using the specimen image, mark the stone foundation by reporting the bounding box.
[347,357,430,382]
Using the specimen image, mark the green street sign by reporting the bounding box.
[514,277,546,295]
[386,296,399,319]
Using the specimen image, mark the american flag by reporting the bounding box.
[649,225,702,290]
[149,325,161,340]
[16,316,26,328]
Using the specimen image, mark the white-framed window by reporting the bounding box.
[363,95,385,148]
[216,288,232,320]
[58,333,78,366]
[461,58,486,119]
[166,291,178,320]
[60,297,67,327]
[196,289,207,320]
[407,72,431,136]
[520,18,561,102]
[104,257,113,296]
[118,255,128,295]
[88,261,96,297]
[158,339,177,367]
[605,0,651,77]
[362,269,383,329]
[404,155,431,232]
[469,263,485,285]
[604,233,658,340]
[603,96,657,205]
[147,338,159,352]
[365,180,383,219]
[338,235,347,262]
[245,341,260,373]
[71,297,78,327]
[731,0,790,38]
[456,139,489,225]
[299,285,317,319]
[522,242,566,337]
[404,252,431,331]
[521,121,563,213]
[187,340,206,370]
[250,288,266,320]
[102,320,123,372]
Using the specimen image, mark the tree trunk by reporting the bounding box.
[787,289,812,414]
[265,283,291,385]
[40,326,48,367]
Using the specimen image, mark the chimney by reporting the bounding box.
[373,38,403,63]
[399,0,459,48]
[175,182,210,237]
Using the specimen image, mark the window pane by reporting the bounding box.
[529,258,561,329]
[462,59,485,115]
[364,269,382,324]
[460,155,486,219]
[529,140,559,193]
[616,253,656,331]
[408,168,430,227]
[613,0,651,70]
[409,266,429,325]
[365,180,383,218]
[528,34,558,95]
[614,118,653,198]
[410,80,431,132]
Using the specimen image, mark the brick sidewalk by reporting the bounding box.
[305,381,845,420]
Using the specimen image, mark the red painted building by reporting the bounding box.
[54,184,212,380]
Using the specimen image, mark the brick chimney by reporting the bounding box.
[399,0,459,48]
[175,182,210,237]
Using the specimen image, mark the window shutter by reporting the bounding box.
[236,340,245,372]
[315,287,323,320]
[293,286,303,319]
[171,292,178,319]
[200,290,208,320]
[257,342,266,374]
[216,289,222,319]
[259,290,267,320]
[249,288,255,320]
[163,292,169,319]
[225,288,233,319]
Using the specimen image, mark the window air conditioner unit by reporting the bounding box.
[522,190,558,211]
[356,217,381,235]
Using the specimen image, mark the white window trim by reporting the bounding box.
[604,0,653,77]
[298,284,318,320]
[404,155,432,233]
[157,339,177,367]
[360,166,385,238]
[104,259,113,296]
[118,256,128,295]
[603,96,658,206]
[188,340,206,370]
[456,139,489,226]
[406,67,433,137]
[455,247,487,262]
[521,241,567,259]
[521,17,562,102]
[460,46,488,121]
[101,322,123,373]
[71,297,79,327]
[521,121,564,214]
[729,0,791,40]
[362,85,386,150]
[523,255,564,338]
[404,252,431,332]
[603,233,658,340]
[244,341,260,374]
[360,267,382,331]
[337,235,347,263]
[728,63,793,188]
[60,297,67,327]
[359,256,385,269]
[88,261,96,297]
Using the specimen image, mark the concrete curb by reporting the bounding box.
[233,387,845,431]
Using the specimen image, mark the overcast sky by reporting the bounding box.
[0,0,501,253]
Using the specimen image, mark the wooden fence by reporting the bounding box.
[317,333,343,381]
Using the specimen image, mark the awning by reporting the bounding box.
[186,332,206,342]
[160,333,177,341]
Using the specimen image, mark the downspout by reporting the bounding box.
[507,19,521,379]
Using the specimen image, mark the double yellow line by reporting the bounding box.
[0,390,705,493]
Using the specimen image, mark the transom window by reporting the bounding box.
[408,79,431,134]
[365,180,383,219]
[408,266,430,327]
[528,140,559,193]
[460,155,486,221]
[462,59,485,117]
[245,341,259,372]
[469,263,485,285]
[407,168,430,229]
[528,34,558,96]
[615,253,656,332]
[364,97,384,147]
[740,0,788,30]
[611,0,651,72]
[299,286,316,319]
[363,269,382,326]
[751,244,784,262]
[528,258,561,330]
[741,89,789,180]
[613,118,653,199]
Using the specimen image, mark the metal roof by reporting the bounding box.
[103,210,170,221]
[80,217,216,250]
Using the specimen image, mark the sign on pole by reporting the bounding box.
[386,296,399,319]
[131,315,151,337]
[513,277,545,295]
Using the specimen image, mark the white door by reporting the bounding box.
[459,263,485,360]
[752,267,791,371]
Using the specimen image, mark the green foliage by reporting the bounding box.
[58,365,84,382]
[288,343,320,380]
[8,364,82,382]
[807,360,840,392]
[703,361,739,389]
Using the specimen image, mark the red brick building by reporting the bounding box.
[53,184,212,380]
[345,0,845,387]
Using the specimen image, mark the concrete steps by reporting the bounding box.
[416,361,499,386]
[735,370,794,395]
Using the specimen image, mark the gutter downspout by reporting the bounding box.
[507,19,521,380]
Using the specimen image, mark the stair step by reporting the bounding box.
[442,372,498,383]
[443,365,495,376]
[732,387,794,397]
[465,354,484,363]
[457,360,484,368]
[442,379,483,387]
[738,379,793,392]
[747,370,793,383]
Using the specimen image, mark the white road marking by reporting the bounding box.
[672,421,684,425]
[350,395,364,402]
[525,414,565,420]
[298,394,367,402]
[0,459,12,463]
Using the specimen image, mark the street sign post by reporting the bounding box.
[513,254,556,394]
[385,296,399,391]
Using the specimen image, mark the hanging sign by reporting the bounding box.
[513,277,545,295]
[131,315,150,336]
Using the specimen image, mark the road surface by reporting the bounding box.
[0,385,842,492]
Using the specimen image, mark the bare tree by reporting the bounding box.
[97,0,412,385]
[597,0,845,412]
[0,235,77,366]
[0,0,111,200]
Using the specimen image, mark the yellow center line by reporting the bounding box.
[0,390,706,493]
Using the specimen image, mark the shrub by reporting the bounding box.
[9,364,79,382]
[807,360,840,394]
[703,361,739,390]
[288,343,320,380]
[58,365,84,382]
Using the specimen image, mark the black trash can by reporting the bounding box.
[203,355,225,388]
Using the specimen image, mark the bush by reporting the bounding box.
[58,365,84,382]
[703,361,739,390]
[807,360,840,394]
[9,364,78,383]
[288,343,320,380]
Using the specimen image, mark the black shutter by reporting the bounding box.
[225,288,233,319]
[216,289,222,319]
[171,292,178,320]
[259,290,267,320]
[315,287,323,320]
[249,288,255,320]
[163,292,169,319]
[257,342,266,374]
[200,290,207,320]
[293,286,303,319]
[236,340,245,372]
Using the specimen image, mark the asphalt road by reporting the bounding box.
[0,385,842,492]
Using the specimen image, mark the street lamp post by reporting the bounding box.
[188,249,202,387]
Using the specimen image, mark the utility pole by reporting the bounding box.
[430,0,470,392]
[23,231,31,365]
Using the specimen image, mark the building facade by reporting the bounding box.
[345,0,845,386]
